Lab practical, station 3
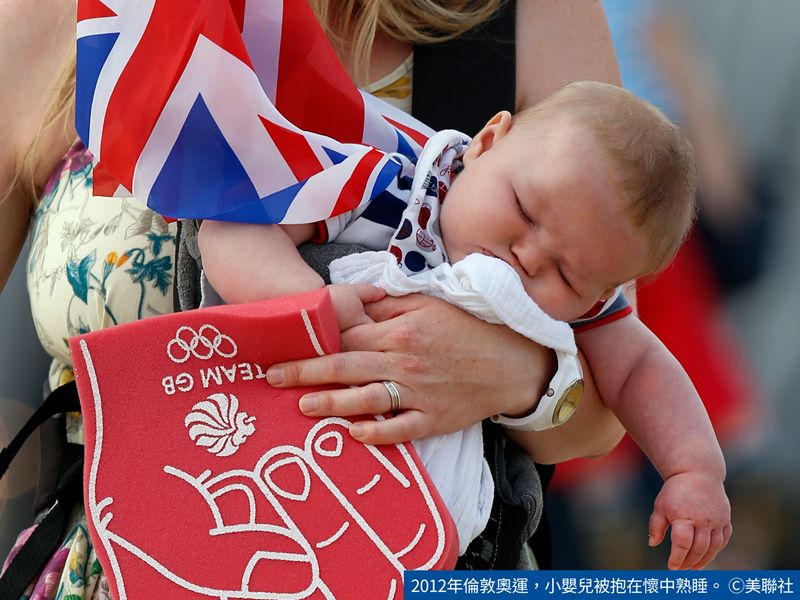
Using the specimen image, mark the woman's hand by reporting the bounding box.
[267,293,555,445]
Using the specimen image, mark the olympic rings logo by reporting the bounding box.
[167,324,238,363]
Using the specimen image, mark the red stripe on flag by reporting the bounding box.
[98,0,253,192]
[259,116,324,182]
[229,0,246,33]
[276,1,365,144]
[78,0,117,22]
[385,117,429,148]
[94,162,175,222]
[329,149,384,217]
[92,162,125,196]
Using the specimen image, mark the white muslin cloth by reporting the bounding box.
[330,250,577,554]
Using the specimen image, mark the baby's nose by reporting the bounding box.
[511,240,541,279]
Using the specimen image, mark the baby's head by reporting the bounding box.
[440,81,697,321]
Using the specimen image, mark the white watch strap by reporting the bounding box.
[491,350,583,431]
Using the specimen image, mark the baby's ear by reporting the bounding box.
[462,110,513,164]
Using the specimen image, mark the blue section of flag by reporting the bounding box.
[323,146,348,165]
[222,181,305,224]
[398,175,414,191]
[149,95,264,220]
[75,32,119,144]
[395,130,416,162]
[370,159,403,203]
[361,188,410,229]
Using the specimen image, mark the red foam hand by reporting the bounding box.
[70,289,457,600]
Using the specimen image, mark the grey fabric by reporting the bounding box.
[175,219,203,311]
[298,242,371,285]
[501,441,543,569]
[460,422,542,570]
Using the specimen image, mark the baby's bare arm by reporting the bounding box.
[576,316,730,568]
[197,221,380,330]
[577,316,724,481]
[198,221,322,304]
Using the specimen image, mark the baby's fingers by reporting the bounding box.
[648,510,669,548]
[722,523,733,549]
[683,527,711,570]
[694,528,725,570]
[349,282,387,305]
[667,519,694,570]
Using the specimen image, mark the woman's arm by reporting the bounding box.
[506,350,626,463]
[515,0,621,110]
[0,186,31,293]
[0,0,76,291]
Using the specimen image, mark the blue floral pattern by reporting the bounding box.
[26,141,177,441]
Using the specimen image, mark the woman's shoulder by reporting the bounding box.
[0,0,77,185]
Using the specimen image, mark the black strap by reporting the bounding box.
[412,0,516,133]
[0,382,79,481]
[0,382,83,600]
[0,459,83,600]
[529,463,555,569]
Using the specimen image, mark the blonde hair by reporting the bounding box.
[309,0,503,85]
[516,81,698,274]
[3,52,76,212]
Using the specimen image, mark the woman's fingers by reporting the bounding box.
[270,293,554,443]
[267,351,392,387]
[339,318,407,353]
[349,410,431,445]
[296,378,432,445]
[299,381,407,417]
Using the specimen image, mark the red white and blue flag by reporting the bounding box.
[75,0,433,224]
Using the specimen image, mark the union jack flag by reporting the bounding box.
[75,0,433,224]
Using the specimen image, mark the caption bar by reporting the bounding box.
[405,571,799,598]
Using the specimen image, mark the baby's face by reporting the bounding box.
[440,113,651,322]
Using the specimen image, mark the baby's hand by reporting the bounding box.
[326,283,386,331]
[649,471,732,570]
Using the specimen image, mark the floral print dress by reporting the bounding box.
[26,142,177,445]
[2,140,177,599]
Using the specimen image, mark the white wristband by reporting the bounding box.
[491,349,584,431]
